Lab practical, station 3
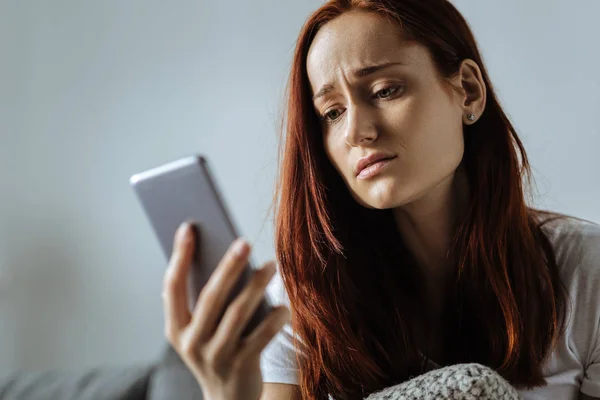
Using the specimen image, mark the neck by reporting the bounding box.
[392,165,470,281]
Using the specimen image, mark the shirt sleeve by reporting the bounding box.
[260,272,301,385]
[577,221,600,397]
[583,348,600,397]
[260,321,301,385]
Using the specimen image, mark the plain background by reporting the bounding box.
[0,0,598,374]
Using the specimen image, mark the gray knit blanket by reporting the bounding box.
[364,363,520,400]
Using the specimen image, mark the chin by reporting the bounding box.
[352,177,416,210]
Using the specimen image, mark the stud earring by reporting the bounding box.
[467,113,476,122]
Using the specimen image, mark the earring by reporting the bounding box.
[467,113,476,122]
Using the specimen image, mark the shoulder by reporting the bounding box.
[537,212,600,253]
[535,213,600,371]
[536,212,600,282]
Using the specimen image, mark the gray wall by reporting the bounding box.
[0,0,598,374]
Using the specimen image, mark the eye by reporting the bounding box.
[321,108,344,123]
[373,85,402,100]
[320,109,342,124]
[319,85,403,124]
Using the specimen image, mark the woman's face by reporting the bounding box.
[307,10,471,210]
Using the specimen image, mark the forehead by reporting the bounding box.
[306,11,420,89]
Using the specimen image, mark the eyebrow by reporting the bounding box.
[312,61,408,101]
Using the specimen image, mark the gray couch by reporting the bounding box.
[0,345,204,400]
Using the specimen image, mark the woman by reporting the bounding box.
[161,0,600,399]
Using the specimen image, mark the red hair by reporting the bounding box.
[273,1,567,398]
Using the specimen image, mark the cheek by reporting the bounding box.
[323,132,348,177]
[411,105,464,172]
[392,94,464,176]
[411,86,461,142]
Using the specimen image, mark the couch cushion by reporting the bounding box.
[0,366,153,400]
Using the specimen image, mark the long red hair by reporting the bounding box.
[273,1,567,398]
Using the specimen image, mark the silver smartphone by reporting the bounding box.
[130,155,273,337]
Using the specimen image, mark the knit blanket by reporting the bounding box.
[364,363,520,400]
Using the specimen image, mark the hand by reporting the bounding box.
[162,222,291,400]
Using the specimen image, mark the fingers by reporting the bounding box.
[162,222,195,344]
[208,261,277,355]
[188,238,252,340]
[237,306,291,360]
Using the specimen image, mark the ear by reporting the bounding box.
[455,59,487,125]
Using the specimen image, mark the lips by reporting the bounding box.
[355,152,397,176]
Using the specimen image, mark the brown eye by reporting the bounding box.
[374,85,402,99]
[323,109,342,122]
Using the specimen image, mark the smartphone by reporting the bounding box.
[129,155,273,337]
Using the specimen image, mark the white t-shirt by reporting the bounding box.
[259,216,600,399]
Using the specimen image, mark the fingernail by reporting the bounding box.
[176,223,190,244]
[232,238,248,256]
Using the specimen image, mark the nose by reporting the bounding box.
[344,104,378,147]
